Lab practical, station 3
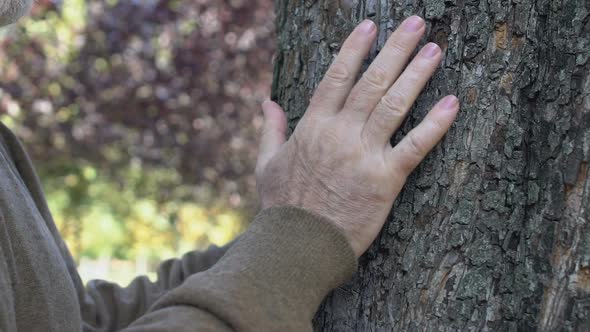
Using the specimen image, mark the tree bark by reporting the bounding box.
[272,0,590,330]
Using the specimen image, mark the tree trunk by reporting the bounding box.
[272,0,590,330]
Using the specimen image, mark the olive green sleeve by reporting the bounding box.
[81,242,233,331]
[124,206,358,331]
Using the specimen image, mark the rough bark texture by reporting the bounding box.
[272,0,590,330]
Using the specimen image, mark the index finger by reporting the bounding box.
[308,20,377,115]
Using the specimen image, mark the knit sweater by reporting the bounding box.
[0,122,357,331]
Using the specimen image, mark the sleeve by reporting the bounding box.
[122,206,358,332]
[80,241,234,332]
[0,124,358,331]
[0,123,236,331]
[0,220,17,332]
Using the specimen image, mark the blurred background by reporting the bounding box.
[0,0,275,284]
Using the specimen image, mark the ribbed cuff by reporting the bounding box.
[239,206,358,309]
[151,206,358,331]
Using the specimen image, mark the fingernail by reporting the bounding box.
[441,95,459,109]
[422,42,441,57]
[359,19,376,34]
[403,16,424,32]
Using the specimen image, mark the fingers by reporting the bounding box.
[309,20,377,115]
[363,42,442,146]
[389,95,459,176]
[341,16,426,121]
[256,100,287,176]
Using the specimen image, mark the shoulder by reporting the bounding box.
[0,122,18,164]
[0,122,26,166]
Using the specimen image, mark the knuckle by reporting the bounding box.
[379,92,408,117]
[344,89,365,109]
[427,117,446,133]
[324,61,351,86]
[362,65,390,91]
[406,132,428,157]
[386,38,410,56]
[406,65,429,83]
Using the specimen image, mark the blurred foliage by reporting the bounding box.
[0,0,275,262]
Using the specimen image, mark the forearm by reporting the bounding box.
[123,206,357,331]
[81,241,234,330]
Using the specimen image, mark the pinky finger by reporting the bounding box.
[389,95,460,176]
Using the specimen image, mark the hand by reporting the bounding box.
[256,16,460,257]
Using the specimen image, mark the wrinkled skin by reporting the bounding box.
[256,17,460,257]
[0,2,459,258]
[0,0,32,26]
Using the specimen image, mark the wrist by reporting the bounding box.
[263,200,365,257]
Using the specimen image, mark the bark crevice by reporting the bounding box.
[272,0,590,330]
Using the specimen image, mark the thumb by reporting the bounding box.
[256,99,287,176]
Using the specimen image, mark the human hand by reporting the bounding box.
[256,16,460,257]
